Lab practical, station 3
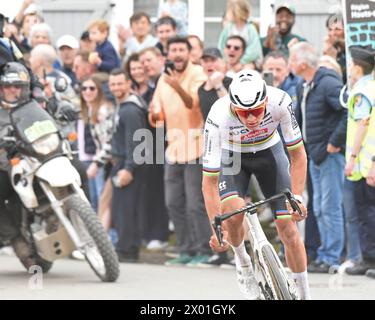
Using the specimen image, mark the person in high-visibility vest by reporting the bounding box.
[358,88,375,280]
[344,45,375,278]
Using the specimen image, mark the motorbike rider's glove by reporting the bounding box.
[59,101,79,122]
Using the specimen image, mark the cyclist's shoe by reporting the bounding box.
[236,264,260,300]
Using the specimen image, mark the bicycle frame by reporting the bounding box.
[212,189,302,300]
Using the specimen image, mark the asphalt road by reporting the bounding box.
[0,255,374,300]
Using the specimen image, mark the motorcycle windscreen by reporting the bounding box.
[10,100,59,144]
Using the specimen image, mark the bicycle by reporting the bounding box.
[212,189,304,300]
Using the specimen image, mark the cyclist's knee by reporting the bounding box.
[276,220,300,247]
[221,196,245,213]
[221,196,245,228]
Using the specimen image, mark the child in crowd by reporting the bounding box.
[218,0,262,65]
[88,19,121,73]
[158,0,188,36]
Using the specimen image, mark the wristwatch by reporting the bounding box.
[372,155,375,162]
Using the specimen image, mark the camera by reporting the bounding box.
[164,60,175,75]
[263,72,274,86]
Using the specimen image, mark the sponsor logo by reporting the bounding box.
[287,102,299,130]
[219,181,227,192]
[206,118,219,128]
[279,92,286,106]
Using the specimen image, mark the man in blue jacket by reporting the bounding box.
[262,50,321,264]
[290,42,347,273]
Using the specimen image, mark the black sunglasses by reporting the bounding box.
[81,86,97,92]
[226,44,241,51]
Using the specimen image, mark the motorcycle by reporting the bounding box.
[0,98,120,282]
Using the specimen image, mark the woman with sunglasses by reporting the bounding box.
[201,69,311,300]
[79,75,114,230]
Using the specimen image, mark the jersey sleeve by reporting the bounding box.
[353,94,372,121]
[202,111,222,176]
[279,94,304,151]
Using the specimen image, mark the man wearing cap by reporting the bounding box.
[56,35,79,87]
[262,3,306,58]
[197,48,232,268]
[198,48,232,121]
[344,45,375,277]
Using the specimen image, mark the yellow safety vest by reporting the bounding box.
[360,107,375,178]
[346,79,375,181]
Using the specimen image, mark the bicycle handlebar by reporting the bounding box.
[211,189,304,246]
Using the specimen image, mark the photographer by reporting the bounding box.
[149,37,212,267]
[323,13,346,83]
[0,13,46,104]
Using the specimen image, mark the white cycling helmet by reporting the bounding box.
[229,69,267,110]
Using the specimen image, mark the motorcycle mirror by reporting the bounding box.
[54,76,68,93]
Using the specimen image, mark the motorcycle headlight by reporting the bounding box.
[32,133,60,155]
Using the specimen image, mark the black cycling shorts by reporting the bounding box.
[218,142,292,220]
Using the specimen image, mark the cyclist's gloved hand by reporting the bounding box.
[286,196,308,222]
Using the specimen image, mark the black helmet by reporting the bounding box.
[0,62,30,108]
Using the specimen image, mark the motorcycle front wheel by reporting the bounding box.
[65,195,119,282]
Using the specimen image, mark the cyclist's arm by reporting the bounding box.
[202,175,221,222]
[279,94,307,196]
[202,111,223,222]
[287,144,307,196]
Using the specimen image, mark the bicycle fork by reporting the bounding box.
[245,211,279,299]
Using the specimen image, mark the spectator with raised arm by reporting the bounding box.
[149,37,211,267]
[261,4,306,58]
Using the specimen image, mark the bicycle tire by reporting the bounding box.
[262,245,293,300]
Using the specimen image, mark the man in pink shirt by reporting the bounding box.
[150,37,212,266]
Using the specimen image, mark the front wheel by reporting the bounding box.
[65,195,119,282]
[261,245,295,300]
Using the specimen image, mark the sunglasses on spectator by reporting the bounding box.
[81,86,97,92]
[234,105,265,118]
[226,44,241,51]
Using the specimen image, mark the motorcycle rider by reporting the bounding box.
[0,62,37,264]
[0,62,88,266]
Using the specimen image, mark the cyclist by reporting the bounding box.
[202,69,311,300]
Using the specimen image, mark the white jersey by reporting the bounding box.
[203,86,303,176]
